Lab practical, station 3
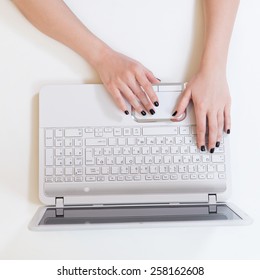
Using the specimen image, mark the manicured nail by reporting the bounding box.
[216,141,220,148]
[201,145,206,152]
[156,77,161,82]
[172,111,177,117]
[154,101,159,107]
[141,110,146,116]
[227,129,231,134]
[150,109,155,115]
[124,110,129,115]
[210,148,215,154]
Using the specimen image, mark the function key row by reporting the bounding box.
[45,125,198,139]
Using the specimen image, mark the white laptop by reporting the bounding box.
[29,83,251,230]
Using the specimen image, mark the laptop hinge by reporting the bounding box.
[55,197,64,208]
[208,194,217,204]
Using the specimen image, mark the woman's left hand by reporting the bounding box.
[172,68,231,152]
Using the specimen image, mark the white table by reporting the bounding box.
[1,0,260,259]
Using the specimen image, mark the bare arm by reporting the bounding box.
[174,0,240,152]
[12,0,159,115]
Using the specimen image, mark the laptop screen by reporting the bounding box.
[38,204,242,226]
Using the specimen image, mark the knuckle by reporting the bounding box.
[142,81,151,91]
[113,93,122,103]
[197,127,206,135]
[209,124,218,133]
[195,102,207,112]
[130,62,142,73]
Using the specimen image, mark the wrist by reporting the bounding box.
[80,36,113,69]
[199,47,228,76]
[199,55,227,78]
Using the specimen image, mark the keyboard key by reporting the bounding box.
[45,138,53,147]
[65,158,73,166]
[180,126,190,135]
[65,128,82,137]
[133,127,141,136]
[55,167,63,176]
[85,176,96,182]
[45,129,53,138]
[114,128,122,136]
[74,176,83,182]
[74,157,83,166]
[86,167,99,175]
[74,138,82,146]
[55,139,63,147]
[65,138,73,147]
[108,138,117,146]
[217,164,225,172]
[143,126,178,136]
[85,148,94,165]
[86,138,107,146]
[123,128,131,136]
[55,157,63,166]
[212,155,225,163]
[45,167,53,176]
[65,148,73,156]
[75,167,83,175]
[170,174,178,180]
[65,167,73,175]
[45,149,54,166]
[55,129,63,137]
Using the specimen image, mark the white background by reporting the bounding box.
[0,0,260,259]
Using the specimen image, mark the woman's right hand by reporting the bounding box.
[94,48,160,115]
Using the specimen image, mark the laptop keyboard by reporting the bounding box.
[44,125,226,184]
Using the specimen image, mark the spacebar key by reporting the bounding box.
[143,126,177,136]
[85,138,107,146]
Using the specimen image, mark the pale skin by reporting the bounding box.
[13,0,239,152]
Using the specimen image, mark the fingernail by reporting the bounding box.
[172,111,177,117]
[154,101,159,107]
[124,110,129,115]
[156,77,161,82]
[141,110,146,116]
[210,148,215,154]
[216,141,220,148]
[201,145,206,152]
[227,129,231,134]
[149,109,155,115]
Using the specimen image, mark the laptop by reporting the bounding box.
[29,83,251,230]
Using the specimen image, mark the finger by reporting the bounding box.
[216,110,224,147]
[207,112,218,153]
[194,106,207,151]
[172,88,192,117]
[130,81,155,114]
[106,86,128,114]
[224,105,231,134]
[145,70,161,84]
[119,83,146,115]
[136,72,158,105]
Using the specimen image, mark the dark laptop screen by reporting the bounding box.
[39,204,242,226]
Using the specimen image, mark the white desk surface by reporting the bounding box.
[1,0,260,259]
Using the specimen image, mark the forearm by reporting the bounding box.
[200,0,240,72]
[12,0,110,68]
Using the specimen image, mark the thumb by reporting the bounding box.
[172,87,192,117]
